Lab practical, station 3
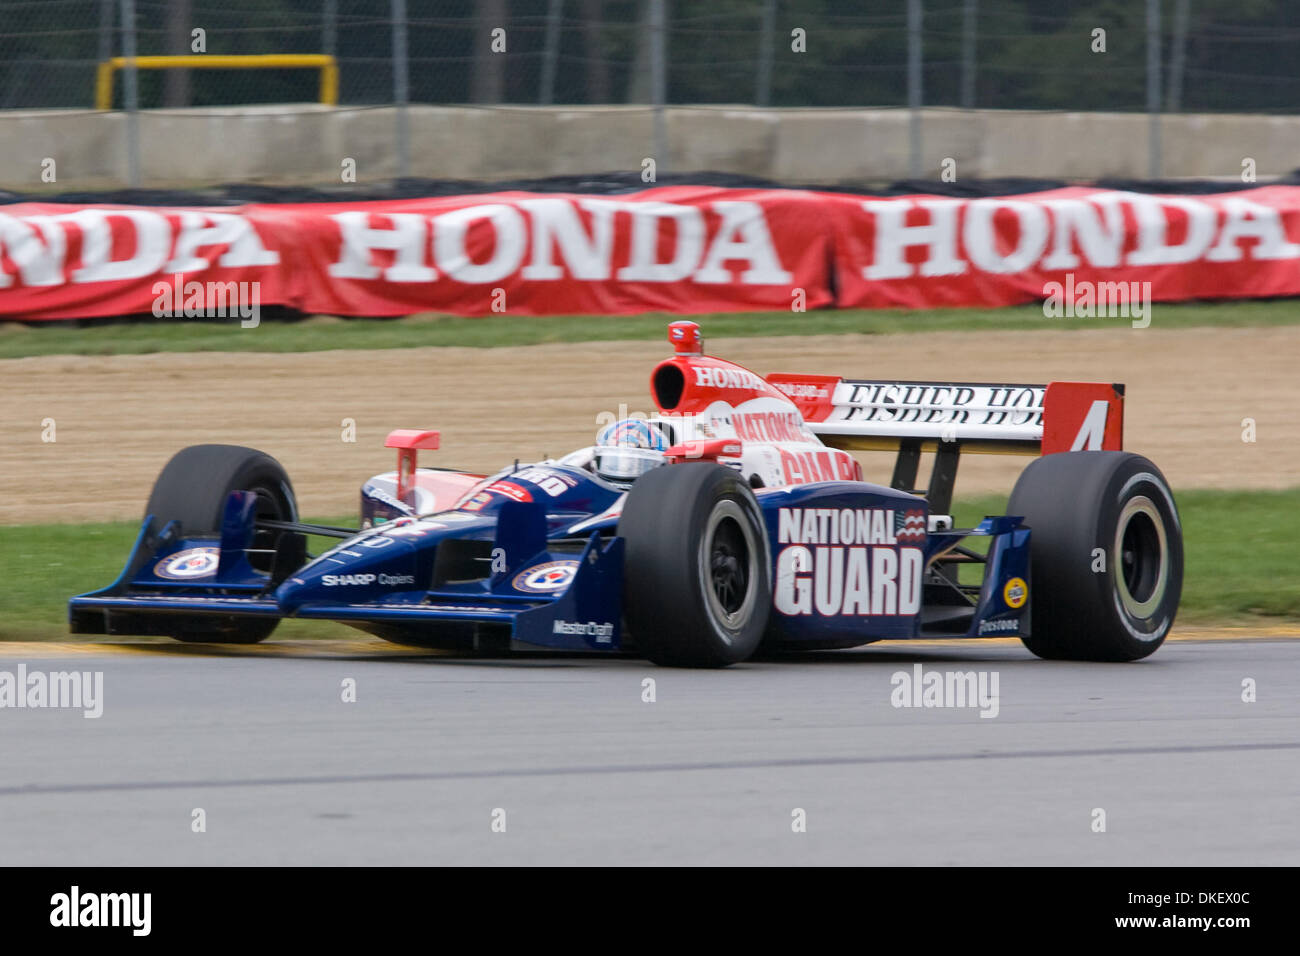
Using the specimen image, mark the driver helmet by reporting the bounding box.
[594,418,669,485]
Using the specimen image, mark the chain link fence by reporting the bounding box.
[2,1,1299,188]
[3,0,1300,112]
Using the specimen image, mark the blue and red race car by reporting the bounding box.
[70,321,1182,667]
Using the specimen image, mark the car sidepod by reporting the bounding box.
[757,482,1032,648]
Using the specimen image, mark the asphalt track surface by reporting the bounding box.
[0,634,1296,866]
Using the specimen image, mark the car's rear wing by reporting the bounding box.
[766,376,1124,455]
[766,375,1125,509]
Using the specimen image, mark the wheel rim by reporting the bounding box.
[698,499,760,643]
[1114,495,1169,620]
[248,482,293,572]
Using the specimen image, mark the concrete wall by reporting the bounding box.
[1,104,1293,191]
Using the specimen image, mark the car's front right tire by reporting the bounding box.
[146,444,296,645]
[1008,451,1183,661]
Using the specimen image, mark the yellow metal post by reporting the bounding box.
[95,60,114,110]
[320,60,339,106]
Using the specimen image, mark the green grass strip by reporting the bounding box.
[2,299,1298,360]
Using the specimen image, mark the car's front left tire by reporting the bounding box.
[619,463,772,667]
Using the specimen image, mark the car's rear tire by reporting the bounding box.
[1008,451,1182,662]
[146,444,297,645]
[619,463,771,667]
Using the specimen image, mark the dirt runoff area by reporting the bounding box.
[1,324,1296,526]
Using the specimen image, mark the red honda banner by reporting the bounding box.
[823,185,1300,309]
[0,187,833,320]
[3,184,1300,320]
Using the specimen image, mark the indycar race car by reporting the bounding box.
[70,321,1182,667]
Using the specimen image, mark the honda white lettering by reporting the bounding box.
[860,191,1300,281]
